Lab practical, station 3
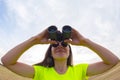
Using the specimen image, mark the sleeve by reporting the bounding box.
[33,66,44,80]
[74,64,89,80]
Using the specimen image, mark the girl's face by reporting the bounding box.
[51,42,70,60]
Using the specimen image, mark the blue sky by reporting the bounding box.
[0,0,120,65]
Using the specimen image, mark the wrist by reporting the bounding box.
[81,38,91,46]
[28,36,40,45]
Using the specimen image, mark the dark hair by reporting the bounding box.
[34,44,73,67]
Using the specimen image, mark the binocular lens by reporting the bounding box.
[63,26,71,32]
[48,26,57,33]
[48,25,72,41]
[48,26,57,40]
[62,25,72,40]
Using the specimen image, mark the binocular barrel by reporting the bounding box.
[48,25,72,41]
[48,26,57,40]
[62,25,72,40]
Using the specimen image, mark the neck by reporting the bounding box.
[54,60,68,74]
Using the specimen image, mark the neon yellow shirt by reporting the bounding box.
[33,64,88,80]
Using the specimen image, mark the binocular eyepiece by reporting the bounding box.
[48,25,72,42]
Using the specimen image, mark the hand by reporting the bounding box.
[64,28,87,46]
[33,28,57,44]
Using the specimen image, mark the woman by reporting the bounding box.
[1,26,119,80]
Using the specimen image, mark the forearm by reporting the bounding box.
[83,39,119,65]
[1,37,37,66]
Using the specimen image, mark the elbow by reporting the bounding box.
[1,56,9,66]
[110,58,119,66]
[1,56,17,67]
[105,57,119,67]
[1,57,6,65]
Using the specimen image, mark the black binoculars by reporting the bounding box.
[48,25,72,42]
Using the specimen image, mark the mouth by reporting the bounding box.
[55,48,66,52]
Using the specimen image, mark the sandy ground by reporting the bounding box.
[0,62,120,80]
[89,61,120,80]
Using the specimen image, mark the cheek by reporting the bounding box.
[64,47,70,57]
[51,47,70,59]
[66,46,70,53]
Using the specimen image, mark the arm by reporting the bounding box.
[1,29,52,78]
[65,28,119,76]
[1,37,36,78]
[82,39,119,76]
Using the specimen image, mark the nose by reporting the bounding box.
[58,42,62,47]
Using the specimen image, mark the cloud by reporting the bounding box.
[0,0,120,65]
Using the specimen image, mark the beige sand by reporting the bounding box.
[0,62,120,80]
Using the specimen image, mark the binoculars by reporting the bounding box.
[48,25,72,42]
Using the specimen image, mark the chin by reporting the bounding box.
[54,55,68,60]
[54,57,67,61]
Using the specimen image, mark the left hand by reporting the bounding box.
[64,28,87,46]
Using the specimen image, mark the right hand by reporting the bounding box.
[33,28,57,44]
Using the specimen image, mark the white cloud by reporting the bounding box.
[0,0,120,65]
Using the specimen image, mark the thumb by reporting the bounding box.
[48,40,57,44]
[64,39,73,44]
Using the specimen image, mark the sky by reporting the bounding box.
[0,0,120,65]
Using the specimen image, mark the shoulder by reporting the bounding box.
[68,64,89,79]
[73,63,89,68]
[33,65,53,72]
[70,63,89,73]
[33,65,45,69]
[33,65,49,71]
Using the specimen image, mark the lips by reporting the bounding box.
[55,48,66,52]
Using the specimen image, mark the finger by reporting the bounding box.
[48,39,57,44]
[64,39,72,44]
